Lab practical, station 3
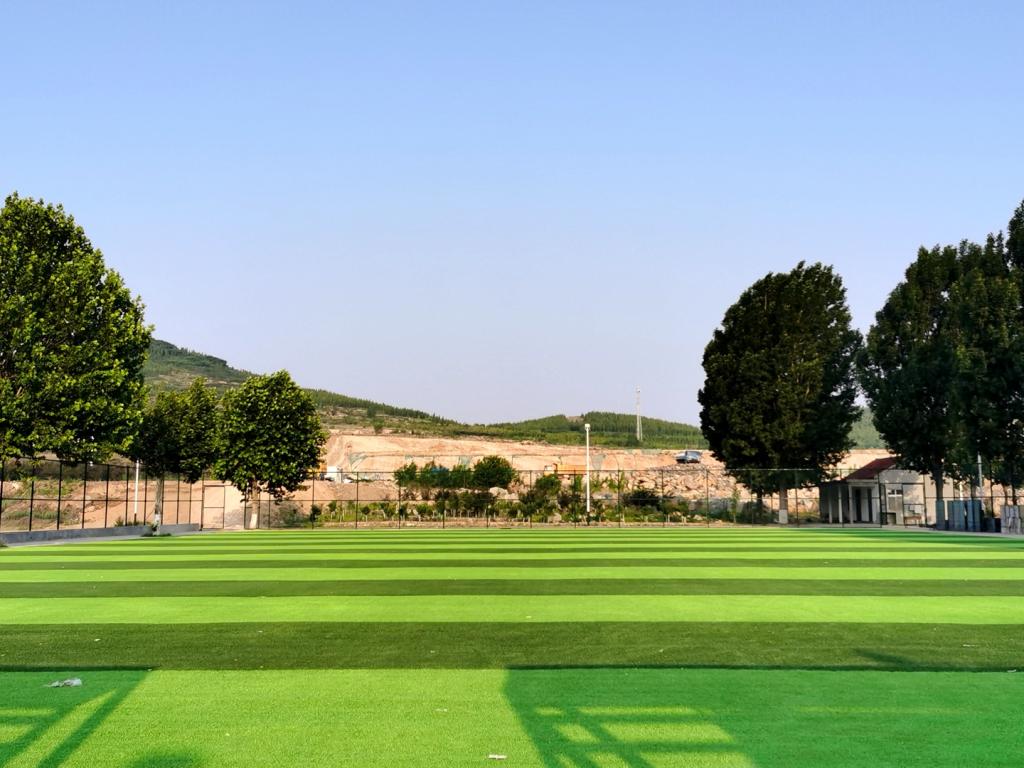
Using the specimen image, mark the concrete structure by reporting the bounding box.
[0,523,200,546]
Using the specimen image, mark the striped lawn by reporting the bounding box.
[2,527,1023,767]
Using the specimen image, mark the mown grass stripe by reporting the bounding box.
[7,565,1024,584]
[3,594,1024,624]
[1,621,1020,671]
[4,556,1024,571]
[7,578,1024,598]
[8,545,1019,557]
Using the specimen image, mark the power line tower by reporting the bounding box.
[635,385,643,443]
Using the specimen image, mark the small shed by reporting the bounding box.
[819,457,929,525]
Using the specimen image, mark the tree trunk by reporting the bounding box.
[778,477,789,525]
[931,465,946,529]
[152,474,165,533]
[247,481,259,529]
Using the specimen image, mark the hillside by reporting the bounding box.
[142,339,883,450]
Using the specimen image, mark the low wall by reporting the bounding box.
[0,523,201,546]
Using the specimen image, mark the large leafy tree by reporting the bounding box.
[132,378,219,527]
[699,262,862,522]
[859,244,962,524]
[0,194,151,461]
[215,371,326,526]
[948,222,1024,501]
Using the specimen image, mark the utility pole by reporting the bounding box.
[635,386,643,443]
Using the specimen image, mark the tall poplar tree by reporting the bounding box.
[859,244,962,525]
[699,262,862,523]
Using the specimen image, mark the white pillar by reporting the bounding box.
[584,423,591,518]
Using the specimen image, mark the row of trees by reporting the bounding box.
[699,199,1024,522]
[0,194,326,526]
[136,373,326,526]
[393,456,517,497]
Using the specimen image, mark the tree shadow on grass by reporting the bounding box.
[0,670,147,768]
[505,666,1024,768]
[504,667,757,768]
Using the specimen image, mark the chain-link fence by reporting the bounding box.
[3,457,1017,532]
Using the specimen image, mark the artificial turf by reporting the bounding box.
[1,527,1023,766]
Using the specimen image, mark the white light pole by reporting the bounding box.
[584,423,591,519]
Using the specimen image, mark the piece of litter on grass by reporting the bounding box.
[487,755,507,760]
[46,678,82,688]
[962,644,977,648]
[435,708,448,713]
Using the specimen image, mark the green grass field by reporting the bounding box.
[1,528,1023,767]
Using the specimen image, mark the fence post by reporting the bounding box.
[81,463,88,529]
[355,473,360,529]
[56,461,63,530]
[705,468,711,527]
[200,482,206,531]
[104,465,111,528]
[28,475,35,531]
[0,460,5,531]
[660,470,666,526]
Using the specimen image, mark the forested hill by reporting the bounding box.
[142,339,881,449]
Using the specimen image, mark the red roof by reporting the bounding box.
[844,456,900,481]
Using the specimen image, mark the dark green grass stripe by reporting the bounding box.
[2,622,1020,671]
[7,579,1024,598]
[10,545,1018,556]
[3,557,1024,571]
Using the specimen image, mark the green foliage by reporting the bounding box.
[861,202,1024,501]
[947,233,1024,490]
[624,486,661,508]
[0,193,151,461]
[144,339,250,390]
[848,408,884,449]
[215,371,327,500]
[699,262,862,495]
[133,378,218,483]
[472,455,517,489]
[859,244,962,494]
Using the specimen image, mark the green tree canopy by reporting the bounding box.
[699,262,862,521]
[132,378,219,526]
[859,243,963,521]
[0,193,151,461]
[215,371,326,509]
[472,455,517,489]
[862,200,1024,515]
[134,378,219,482]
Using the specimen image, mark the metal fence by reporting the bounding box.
[2,457,1017,532]
[0,457,214,532]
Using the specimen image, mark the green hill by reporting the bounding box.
[142,339,881,450]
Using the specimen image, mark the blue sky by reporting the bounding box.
[3,1,1022,425]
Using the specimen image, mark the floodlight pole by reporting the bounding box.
[585,423,591,520]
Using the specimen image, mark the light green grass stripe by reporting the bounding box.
[2,594,1023,624]
[9,549,1024,564]
[5,565,1024,583]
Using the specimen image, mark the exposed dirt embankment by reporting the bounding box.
[324,431,890,474]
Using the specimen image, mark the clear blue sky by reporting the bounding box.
[3,1,1022,425]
